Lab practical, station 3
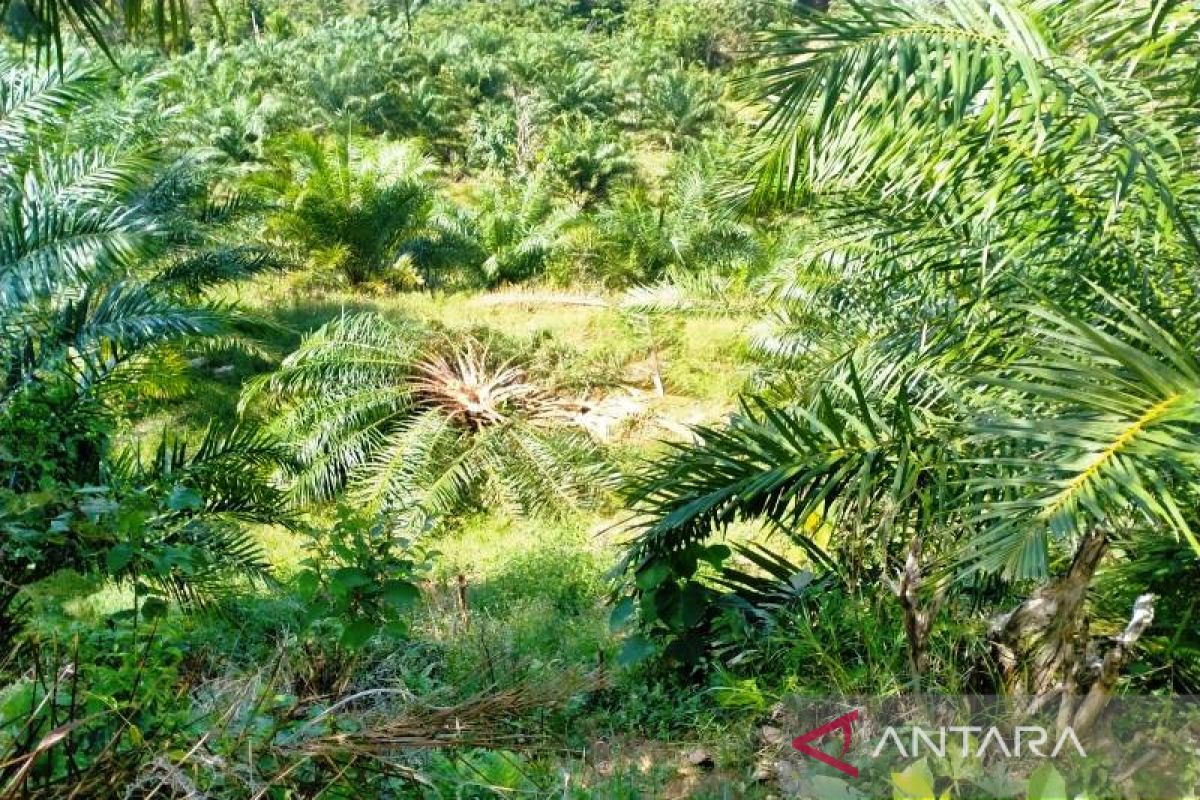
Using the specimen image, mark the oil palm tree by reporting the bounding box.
[0,59,293,633]
[541,116,637,209]
[538,61,616,118]
[583,158,759,285]
[434,176,579,287]
[257,132,434,287]
[617,0,1200,694]
[244,314,615,523]
[737,0,1200,565]
[635,66,722,149]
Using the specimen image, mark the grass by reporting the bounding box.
[96,272,769,796]
[416,512,615,689]
[126,273,750,454]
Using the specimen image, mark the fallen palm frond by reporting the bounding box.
[288,670,608,759]
[2,646,608,799]
[467,289,611,308]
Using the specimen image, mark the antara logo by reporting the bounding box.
[791,709,861,778]
[871,725,1087,760]
[792,709,1088,780]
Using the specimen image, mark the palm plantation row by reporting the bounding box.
[3,0,1200,797]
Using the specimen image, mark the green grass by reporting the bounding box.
[97,272,766,796]
[124,274,751,458]
[416,513,616,688]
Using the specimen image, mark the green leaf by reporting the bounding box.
[106,543,134,573]
[383,619,411,637]
[140,597,168,619]
[811,775,866,800]
[699,544,732,567]
[675,581,709,629]
[294,570,321,599]
[635,559,672,590]
[381,580,421,610]
[339,619,377,650]
[617,634,656,667]
[331,567,371,593]
[892,758,937,799]
[1026,764,1067,800]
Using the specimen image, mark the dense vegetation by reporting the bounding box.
[2,0,1199,797]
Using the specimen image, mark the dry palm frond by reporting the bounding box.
[289,670,609,759]
[413,344,546,430]
[468,289,610,309]
[5,654,607,799]
[259,315,614,518]
[411,340,587,433]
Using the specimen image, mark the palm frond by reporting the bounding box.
[746,0,1200,259]
[968,291,1200,576]
[622,358,957,576]
[0,58,101,155]
[151,246,288,295]
[255,314,614,521]
[0,0,215,65]
[2,282,235,408]
[103,423,295,605]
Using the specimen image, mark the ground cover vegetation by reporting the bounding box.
[1,0,1199,797]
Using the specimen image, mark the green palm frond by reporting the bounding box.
[24,147,151,207]
[258,133,434,285]
[710,543,832,624]
[0,0,222,65]
[746,0,1200,261]
[485,423,615,519]
[621,269,757,318]
[425,175,580,287]
[622,358,959,576]
[354,407,460,514]
[0,174,148,306]
[101,422,295,606]
[0,56,293,617]
[253,313,614,521]
[148,517,273,607]
[969,291,1200,577]
[0,58,100,155]
[247,312,423,403]
[151,246,287,296]
[2,282,235,409]
[542,116,637,208]
[637,66,722,148]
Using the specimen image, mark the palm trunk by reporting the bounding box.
[893,536,944,689]
[989,531,1155,734]
[991,531,1108,702]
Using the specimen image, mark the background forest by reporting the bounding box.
[2,0,1200,797]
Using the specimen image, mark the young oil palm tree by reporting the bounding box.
[540,116,637,209]
[635,66,723,149]
[244,314,615,524]
[0,59,293,633]
[617,0,1200,695]
[257,132,434,287]
[582,158,759,285]
[538,61,616,118]
[435,175,579,287]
